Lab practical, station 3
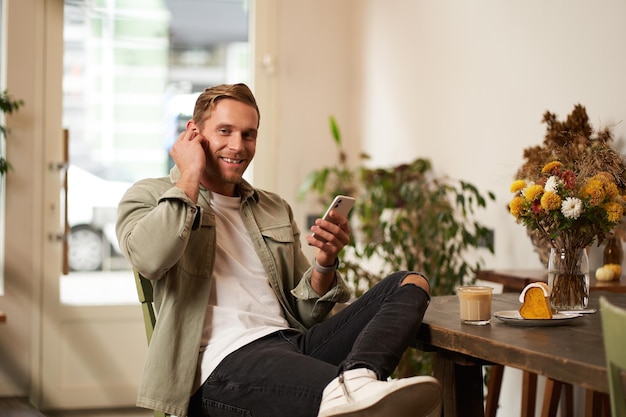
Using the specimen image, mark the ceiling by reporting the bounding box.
[165,0,249,49]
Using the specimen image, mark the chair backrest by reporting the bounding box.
[600,296,626,417]
[134,268,158,344]
[134,269,170,417]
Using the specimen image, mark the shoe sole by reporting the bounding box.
[318,376,442,417]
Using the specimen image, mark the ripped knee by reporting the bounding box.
[401,273,431,295]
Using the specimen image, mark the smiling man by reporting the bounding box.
[116,83,441,417]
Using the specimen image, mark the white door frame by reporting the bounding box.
[2,0,64,405]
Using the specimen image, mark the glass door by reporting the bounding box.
[61,0,251,305]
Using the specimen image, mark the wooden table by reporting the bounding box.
[476,269,626,293]
[416,292,622,417]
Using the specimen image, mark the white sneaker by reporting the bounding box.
[317,368,442,417]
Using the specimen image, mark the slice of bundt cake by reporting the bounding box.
[519,282,553,319]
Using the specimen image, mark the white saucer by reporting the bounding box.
[494,310,583,327]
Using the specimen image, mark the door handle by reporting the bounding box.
[49,129,71,274]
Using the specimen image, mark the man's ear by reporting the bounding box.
[186,119,198,132]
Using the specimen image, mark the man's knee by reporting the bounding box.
[401,273,430,295]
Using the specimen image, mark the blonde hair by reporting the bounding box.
[192,83,260,128]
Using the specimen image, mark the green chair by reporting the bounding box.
[134,269,170,417]
[600,296,626,417]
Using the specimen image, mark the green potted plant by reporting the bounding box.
[353,158,495,295]
[0,90,24,177]
[299,116,495,376]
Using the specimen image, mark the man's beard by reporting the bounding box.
[220,171,244,185]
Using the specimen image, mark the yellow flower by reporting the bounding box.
[604,201,624,223]
[604,181,619,200]
[510,180,527,193]
[580,179,605,206]
[524,184,544,202]
[594,173,619,200]
[509,196,525,218]
[541,191,561,212]
[542,161,563,173]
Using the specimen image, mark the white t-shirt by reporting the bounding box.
[196,192,290,389]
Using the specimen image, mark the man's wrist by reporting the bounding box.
[313,257,339,274]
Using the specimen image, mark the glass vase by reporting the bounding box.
[547,247,589,311]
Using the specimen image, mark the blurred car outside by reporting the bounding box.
[67,165,133,272]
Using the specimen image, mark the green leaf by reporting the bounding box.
[1,90,24,178]
[329,115,341,147]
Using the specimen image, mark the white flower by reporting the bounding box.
[544,176,561,193]
[561,197,583,219]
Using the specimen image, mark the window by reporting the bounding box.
[61,0,250,304]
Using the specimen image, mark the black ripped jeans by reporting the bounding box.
[187,271,431,417]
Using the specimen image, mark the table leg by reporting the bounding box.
[433,353,485,417]
[584,389,610,417]
[521,371,537,417]
[562,383,573,417]
[538,379,578,417]
[540,378,562,417]
[485,365,504,417]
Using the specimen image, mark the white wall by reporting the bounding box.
[251,0,364,262]
[357,0,626,270]
[273,0,362,218]
[268,0,626,269]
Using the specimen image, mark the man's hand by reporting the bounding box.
[169,124,208,203]
[305,210,351,295]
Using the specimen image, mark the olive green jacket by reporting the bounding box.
[116,168,351,416]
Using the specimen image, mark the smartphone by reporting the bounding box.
[311,195,356,238]
[321,195,355,221]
